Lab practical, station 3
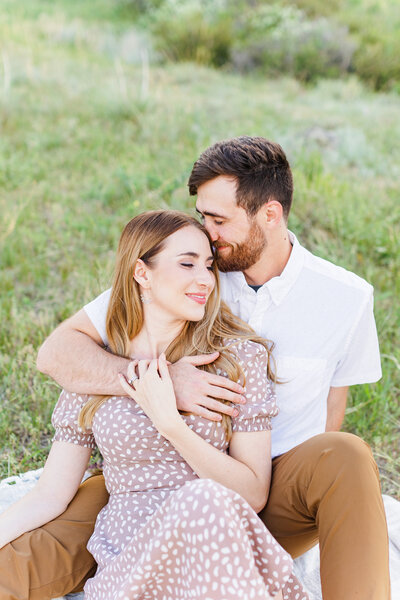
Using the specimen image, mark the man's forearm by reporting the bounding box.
[325,386,348,431]
[37,328,129,394]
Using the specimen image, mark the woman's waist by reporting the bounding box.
[103,461,198,494]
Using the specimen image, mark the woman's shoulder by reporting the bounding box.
[224,338,270,362]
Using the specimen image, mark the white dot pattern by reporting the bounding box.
[51,341,309,599]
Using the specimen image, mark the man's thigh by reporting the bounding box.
[0,474,108,600]
[258,437,322,558]
[258,431,377,558]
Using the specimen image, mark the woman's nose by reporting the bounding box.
[196,267,214,286]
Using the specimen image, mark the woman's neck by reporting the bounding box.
[128,308,185,359]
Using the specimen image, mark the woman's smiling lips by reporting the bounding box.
[186,293,207,305]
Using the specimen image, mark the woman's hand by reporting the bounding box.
[118,354,182,437]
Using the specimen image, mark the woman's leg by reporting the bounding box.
[84,478,308,600]
[0,474,108,600]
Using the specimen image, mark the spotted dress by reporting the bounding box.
[52,340,309,600]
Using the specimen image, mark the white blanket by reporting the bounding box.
[1,469,399,599]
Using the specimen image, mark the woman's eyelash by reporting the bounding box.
[180,263,214,271]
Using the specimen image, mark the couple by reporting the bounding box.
[0,137,390,599]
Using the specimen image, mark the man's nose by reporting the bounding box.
[204,222,219,242]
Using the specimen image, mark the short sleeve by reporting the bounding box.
[52,390,96,449]
[330,291,382,387]
[230,341,279,433]
[83,288,112,346]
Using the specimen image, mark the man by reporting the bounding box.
[0,137,390,600]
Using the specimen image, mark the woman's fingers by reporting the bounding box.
[118,373,138,399]
[138,359,151,379]
[158,353,170,380]
[127,360,139,383]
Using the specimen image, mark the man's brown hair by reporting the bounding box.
[188,136,293,218]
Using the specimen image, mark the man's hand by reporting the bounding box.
[169,352,246,421]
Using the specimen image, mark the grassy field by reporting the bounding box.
[1,1,399,497]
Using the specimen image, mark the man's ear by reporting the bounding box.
[133,259,151,289]
[261,200,284,229]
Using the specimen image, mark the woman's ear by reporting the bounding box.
[133,259,151,289]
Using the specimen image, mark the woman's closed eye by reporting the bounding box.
[180,263,214,271]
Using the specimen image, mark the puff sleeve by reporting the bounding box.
[230,341,279,433]
[51,390,96,450]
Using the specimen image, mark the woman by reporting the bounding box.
[0,211,309,600]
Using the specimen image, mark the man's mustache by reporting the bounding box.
[213,242,234,250]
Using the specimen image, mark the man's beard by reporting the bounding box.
[215,220,267,272]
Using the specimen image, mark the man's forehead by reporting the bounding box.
[196,190,238,218]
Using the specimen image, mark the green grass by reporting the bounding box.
[1,1,399,498]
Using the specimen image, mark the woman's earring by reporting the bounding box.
[140,294,152,304]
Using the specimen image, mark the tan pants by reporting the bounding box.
[0,432,390,600]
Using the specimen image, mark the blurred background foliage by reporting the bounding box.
[0,0,399,497]
[131,0,400,90]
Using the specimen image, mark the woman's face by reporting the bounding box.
[141,225,216,322]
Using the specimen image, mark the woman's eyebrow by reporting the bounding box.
[177,252,214,261]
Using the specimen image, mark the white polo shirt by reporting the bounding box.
[84,232,381,458]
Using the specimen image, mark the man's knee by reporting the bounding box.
[306,432,381,502]
[316,432,377,475]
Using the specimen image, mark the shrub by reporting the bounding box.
[231,5,355,81]
[144,0,400,90]
[351,32,400,91]
[148,0,233,67]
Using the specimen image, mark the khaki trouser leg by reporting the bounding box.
[258,432,391,600]
[0,474,108,600]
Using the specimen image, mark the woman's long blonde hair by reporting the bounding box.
[79,210,275,441]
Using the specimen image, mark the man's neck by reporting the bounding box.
[243,229,292,287]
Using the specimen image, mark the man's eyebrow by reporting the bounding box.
[195,207,228,219]
[177,252,214,261]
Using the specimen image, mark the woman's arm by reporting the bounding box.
[119,355,272,513]
[163,423,271,513]
[0,442,91,549]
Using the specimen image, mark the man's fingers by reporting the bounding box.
[204,372,246,397]
[182,352,219,367]
[201,397,240,417]
[191,406,223,422]
[204,384,245,405]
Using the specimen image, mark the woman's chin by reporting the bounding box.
[179,307,206,322]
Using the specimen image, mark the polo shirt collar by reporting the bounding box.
[227,231,305,305]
